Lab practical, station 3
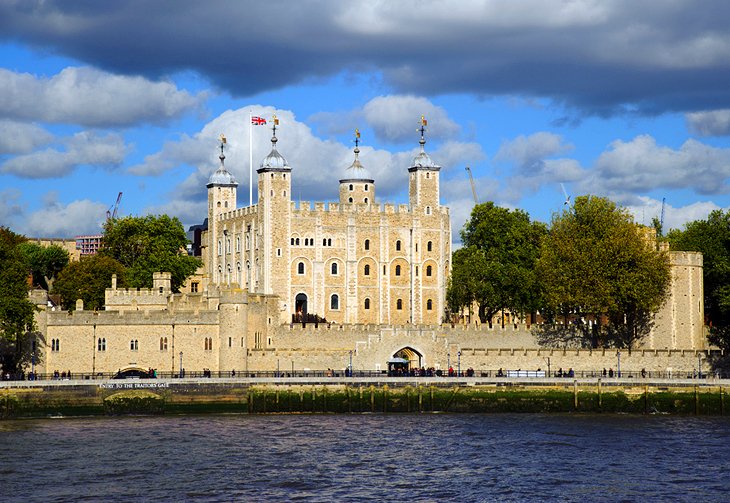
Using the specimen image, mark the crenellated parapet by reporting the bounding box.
[45,308,221,326]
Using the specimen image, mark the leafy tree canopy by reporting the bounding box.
[0,227,38,376]
[18,242,69,291]
[53,255,127,311]
[535,196,671,348]
[99,215,200,292]
[448,202,546,324]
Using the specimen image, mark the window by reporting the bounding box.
[229,337,232,348]
[349,184,354,191]
[323,238,327,246]
[130,340,138,351]
[291,238,295,245]
[236,237,240,251]
[191,282,199,293]
[364,264,370,276]
[226,239,231,253]
[205,337,213,351]
[397,299,403,310]
[383,265,386,275]
[160,337,168,351]
[331,262,338,275]
[426,206,432,215]
[365,184,369,191]
[330,294,339,310]
[364,239,370,251]
[328,238,332,246]
[426,172,431,179]
[51,339,59,352]
[218,240,222,256]
[298,262,305,275]
[277,248,281,257]
[97,338,106,351]
[426,265,433,276]
[395,265,401,276]
[427,299,433,310]
[364,298,370,310]
[396,240,401,251]
[364,197,368,204]
[427,241,433,252]
[348,197,353,203]
[415,266,419,277]
[296,238,300,246]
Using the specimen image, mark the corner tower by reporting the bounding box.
[339,129,375,205]
[207,135,238,284]
[408,116,441,210]
[256,116,292,298]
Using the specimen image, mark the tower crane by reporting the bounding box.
[106,192,123,220]
[659,197,666,236]
[465,166,478,204]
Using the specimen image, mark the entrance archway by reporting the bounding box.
[295,293,308,321]
[392,347,423,369]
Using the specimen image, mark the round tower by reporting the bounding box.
[207,135,238,284]
[339,129,375,205]
[408,117,441,210]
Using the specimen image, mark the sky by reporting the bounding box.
[1,1,730,245]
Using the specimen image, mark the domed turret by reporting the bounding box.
[339,129,375,205]
[207,135,238,187]
[258,123,290,172]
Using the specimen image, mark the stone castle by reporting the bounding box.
[32,119,709,377]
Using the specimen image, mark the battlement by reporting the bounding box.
[285,200,450,217]
[669,250,703,267]
[46,308,220,326]
[218,204,259,221]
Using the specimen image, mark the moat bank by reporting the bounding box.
[1,378,728,418]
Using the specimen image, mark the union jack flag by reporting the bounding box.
[251,116,267,125]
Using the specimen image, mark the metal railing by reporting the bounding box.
[4,368,728,381]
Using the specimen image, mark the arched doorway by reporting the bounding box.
[390,347,423,374]
[295,293,308,322]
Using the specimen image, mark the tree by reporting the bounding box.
[99,215,201,292]
[447,202,546,325]
[667,209,730,371]
[0,227,38,377]
[53,255,127,311]
[535,196,671,348]
[18,242,70,291]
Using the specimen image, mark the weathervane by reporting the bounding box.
[418,115,428,149]
[219,134,226,161]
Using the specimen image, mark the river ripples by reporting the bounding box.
[1,413,728,502]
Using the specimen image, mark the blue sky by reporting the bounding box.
[1,1,729,243]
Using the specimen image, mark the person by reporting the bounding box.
[567,368,574,378]
[608,368,614,378]
[557,367,563,377]
[497,368,504,377]
[603,368,607,377]
[448,366,454,377]
[641,368,647,378]
[231,369,236,377]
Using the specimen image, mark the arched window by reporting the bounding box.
[364,239,370,250]
[236,237,240,251]
[364,197,368,204]
[349,184,354,191]
[426,206,432,215]
[426,265,433,277]
[296,238,300,245]
[291,238,295,245]
[396,240,401,251]
[364,264,370,276]
[348,197,353,203]
[298,262,305,275]
[330,294,339,310]
[328,238,332,246]
[218,240,222,256]
[427,241,433,252]
[395,265,401,276]
[364,184,369,191]
[331,262,338,275]
[396,299,403,310]
[323,238,327,246]
[427,299,433,310]
[364,298,370,310]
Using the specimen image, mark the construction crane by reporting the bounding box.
[106,192,123,220]
[560,183,571,208]
[465,166,478,204]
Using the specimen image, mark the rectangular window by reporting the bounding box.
[191,282,199,293]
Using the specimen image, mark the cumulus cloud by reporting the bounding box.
[1,131,128,178]
[583,135,730,196]
[0,120,54,154]
[0,188,24,229]
[363,96,459,142]
[2,2,729,115]
[624,196,729,233]
[23,196,107,238]
[0,67,204,127]
[686,109,730,136]
[494,132,574,173]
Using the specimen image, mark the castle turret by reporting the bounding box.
[256,116,292,297]
[408,117,441,211]
[207,135,238,284]
[339,129,375,205]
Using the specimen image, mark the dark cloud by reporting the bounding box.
[2,1,730,116]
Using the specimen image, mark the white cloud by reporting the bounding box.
[23,197,107,238]
[1,131,128,178]
[686,109,730,136]
[0,120,54,154]
[0,188,24,229]
[584,135,730,195]
[362,95,459,142]
[494,132,573,172]
[0,67,205,127]
[625,196,729,233]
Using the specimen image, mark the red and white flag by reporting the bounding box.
[251,116,267,125]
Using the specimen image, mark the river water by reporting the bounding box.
[1,413,728,502]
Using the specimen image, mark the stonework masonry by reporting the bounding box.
[29,122,708,377]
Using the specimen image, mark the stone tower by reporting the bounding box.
[339,130,375,206]
[408,117,440,211]
[256,117,292,300]
[207,136,238,285]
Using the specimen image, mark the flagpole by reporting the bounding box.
[249,111,253,206]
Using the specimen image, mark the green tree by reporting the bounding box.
[53,255,127,311]
[99,215,200,292]
[18,242,70,291]
[667,210,730,370]
[447,202,546,325]
[0,227,38,377]
[535,196,671,348]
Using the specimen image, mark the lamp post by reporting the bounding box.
[277,358,280,378]
[457,351,461,377]
[544,357,551,378]
[617,351,621,378]
[349,350,353,377]
[179,351,183,378]
[447,352,450,374]
[698,353,702,379]
[30,352,35,381]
